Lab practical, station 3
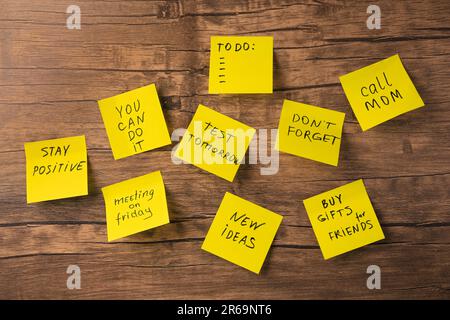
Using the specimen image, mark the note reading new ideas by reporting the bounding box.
[202,192,283,274]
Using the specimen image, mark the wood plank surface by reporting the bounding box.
[0,0,449,299]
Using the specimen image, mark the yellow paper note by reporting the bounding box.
[24,135,88,203]
[303,179,384,260]
[102,171,170,241]
[202,192,283,274]
[339,54,424,131]
[98,84,171,159]
[209,36,273,94]
[276,100,345,166]
[174,104,256,182]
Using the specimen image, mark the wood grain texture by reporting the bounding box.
[0,0,449,299]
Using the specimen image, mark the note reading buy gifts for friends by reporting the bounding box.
[98,84,171,159]
[24,135,88,204]
[303,179,384,260]
[276,100,345,166]
[102,171,169,241]
[202,192,283,274]
[339,54,424,131]
[174,104,256,182]
[209,36,273,94]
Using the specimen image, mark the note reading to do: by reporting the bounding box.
[209,36,273,94]
[303,179,385,260]
[276,100,345,166]
[98,84,171,159]
[102,170,169,241]
[174,104,256,182]
[202,192,283,274]
[24,135,88,203]
[340,54,424,131]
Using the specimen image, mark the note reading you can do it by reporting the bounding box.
[102,170,169,241]
[174,104,256,182]
[209,36,273,94]
[98,84,171,159]
[276,100,345,166]
[340,54,424,131]
[202,192,283,274]
[303,179,385,260]
[24,135,88,203]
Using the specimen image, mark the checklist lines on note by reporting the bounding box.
[219,57,226,83]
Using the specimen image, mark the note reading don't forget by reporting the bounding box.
[276,100,345,166]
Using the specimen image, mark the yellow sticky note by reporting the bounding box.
[303,179,384,260]
[174,104,256,182]
[202,192,283,274]
[101,171,170,241]
[276,100,345,166]
[98,84,171,159]
[24,135,88,203]
[340,54,424,131]
[209,36,273,94]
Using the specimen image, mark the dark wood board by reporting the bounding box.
[0,0,449,299]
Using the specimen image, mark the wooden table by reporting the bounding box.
[0,0,449,299]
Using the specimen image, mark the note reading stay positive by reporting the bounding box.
[24,135,88,203]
